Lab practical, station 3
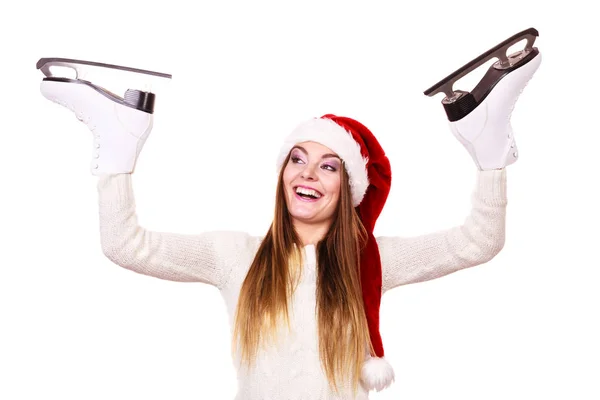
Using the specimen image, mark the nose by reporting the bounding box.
[301,163,318,181]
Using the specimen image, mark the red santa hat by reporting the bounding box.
[276,114,394,392]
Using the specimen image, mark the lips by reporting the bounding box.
[294,185,323,202]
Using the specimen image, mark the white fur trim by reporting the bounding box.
[276,118,369,207]
[360,356,395,392]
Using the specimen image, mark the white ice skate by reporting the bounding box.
[37,57,172,175]
[424,27,542,170]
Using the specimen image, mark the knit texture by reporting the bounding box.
[96,168,507,399]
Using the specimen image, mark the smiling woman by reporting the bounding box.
[232,115,392,398]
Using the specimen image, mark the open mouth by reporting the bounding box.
[294,186,323,201]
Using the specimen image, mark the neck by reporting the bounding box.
[292,218,331,246]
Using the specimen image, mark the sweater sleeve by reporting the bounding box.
[96,173,254,290]
[378,168,507,293]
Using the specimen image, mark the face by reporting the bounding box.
[282,141,342,226]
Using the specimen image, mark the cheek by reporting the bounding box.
[282,163,293,181]
[282,165,296,190]
[323,173,341,198]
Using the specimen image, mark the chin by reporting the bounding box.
[288,207,319,222]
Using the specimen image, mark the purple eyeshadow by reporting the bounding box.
[291,150,304,160]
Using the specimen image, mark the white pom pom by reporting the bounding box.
[360,356,395,392]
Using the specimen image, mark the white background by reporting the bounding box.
[2,1,599,399]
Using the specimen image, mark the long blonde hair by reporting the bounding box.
[232,151,374,394]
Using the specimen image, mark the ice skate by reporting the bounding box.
[424,28,542,170]
[37,57,172,175]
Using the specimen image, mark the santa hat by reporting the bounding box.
[276,114,394,392]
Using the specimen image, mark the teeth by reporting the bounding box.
[296,187,321,198]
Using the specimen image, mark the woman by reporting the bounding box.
[39,50,540,399]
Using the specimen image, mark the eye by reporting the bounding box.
[322,164,337,172]
[291,156,304,164]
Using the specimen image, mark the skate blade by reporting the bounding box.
[37,57,173,114]
[36,57,172,79]
[423,27,539,99]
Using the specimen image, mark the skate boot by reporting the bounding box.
[424,28,542,170]
[37,57,172,175]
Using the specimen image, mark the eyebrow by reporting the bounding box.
[292,145,341,160]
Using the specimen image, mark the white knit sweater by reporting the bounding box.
[96,168,507,399]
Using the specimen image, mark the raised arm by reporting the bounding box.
[97,173,257,290]
[379,168,506,293]
[37,60,260,290]
[379,31,542,292]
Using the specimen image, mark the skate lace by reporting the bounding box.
[52,97,101,169]
[506,80,531,159]
[508,83,529,122]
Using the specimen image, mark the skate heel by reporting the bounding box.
[124,89,156,113]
